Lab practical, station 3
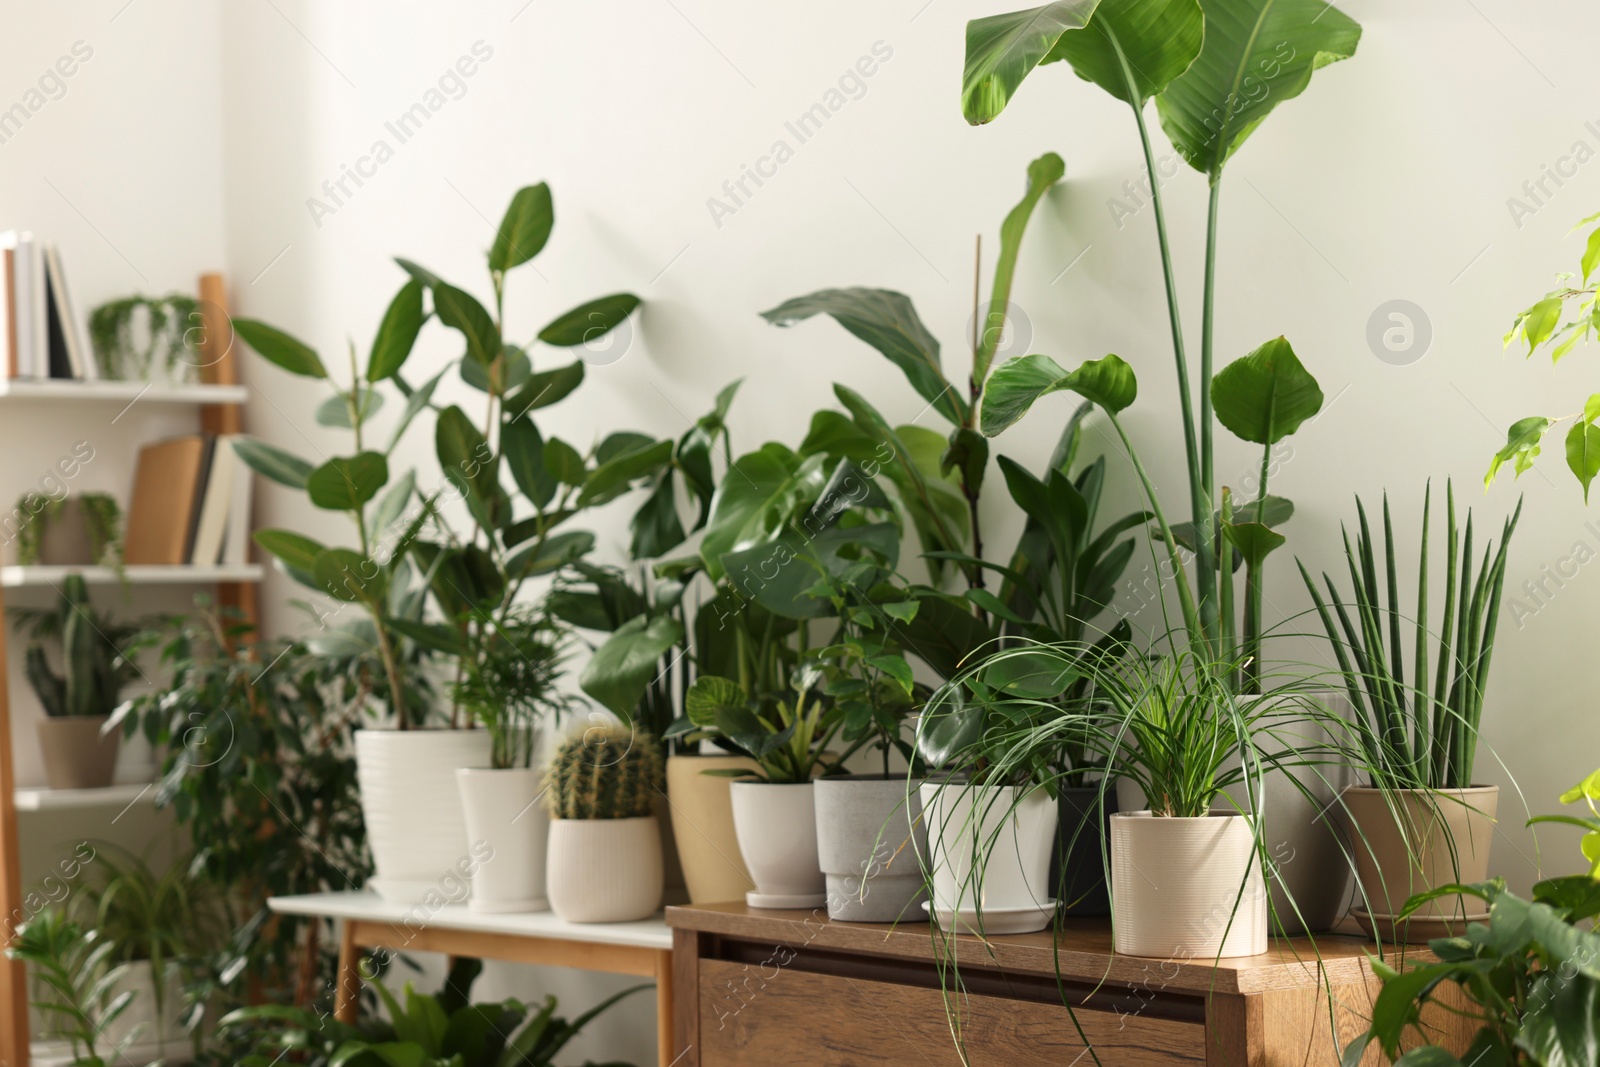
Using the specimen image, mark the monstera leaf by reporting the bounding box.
[580,614,685,720]
[1155,0,1361,179]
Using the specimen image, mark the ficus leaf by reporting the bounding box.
[490,183,554,273]
[1485,417,1552,487]
[232,319,327,378]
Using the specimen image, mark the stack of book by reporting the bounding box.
[0,231,95,381]
[124,436,253,566]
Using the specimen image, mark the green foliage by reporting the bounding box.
[220,957,645,1067]
[86,293,201,382]
[451,608,573,769]
[11,573,153,718]
[546,725,664,820]
[1530,766,1600,879]
[11,491,122,567]
[1299,484,1521,791]
[1351,771,1600,1067]
[6,908,130,1067]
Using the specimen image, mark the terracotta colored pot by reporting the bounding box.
[37,716,119,789]
[1340,785,1498,940]
[666,754,757,904]
[1110,811,1267,959]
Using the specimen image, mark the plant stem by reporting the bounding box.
[1197,179,1223,654]
[1108,414,1203,649]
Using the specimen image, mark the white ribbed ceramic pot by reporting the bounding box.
[1110,811,1267,958]
[457,766,549,913]
[730,781,826,908]
[920,782,1057,926]
[356,729,492,903]
[546,816,663,923]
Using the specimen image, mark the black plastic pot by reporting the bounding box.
[1051,784,1118,916]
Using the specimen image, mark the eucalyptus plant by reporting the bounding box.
[963,0,1360,685]
[1489,210,1600,500]
[1298,483,1521,792]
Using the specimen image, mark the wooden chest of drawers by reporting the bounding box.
[666,904,1473,1065]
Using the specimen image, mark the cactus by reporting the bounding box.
[545,726,663,820]
[18,574,140,718]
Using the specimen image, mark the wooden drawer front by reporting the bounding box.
[697,960,1206,1066]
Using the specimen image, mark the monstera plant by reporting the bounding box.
[963,0,1361,683]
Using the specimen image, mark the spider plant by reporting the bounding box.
[1298,482,1522,791]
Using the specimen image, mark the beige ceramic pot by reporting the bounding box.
[666,754,757,904]
[1110,811,1268,959]
[1340,785,1498,940]
[546,816,663,923]
[37,716,119,789]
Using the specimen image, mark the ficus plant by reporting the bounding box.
[963,0,1359,686]
[1489,210,1600,501]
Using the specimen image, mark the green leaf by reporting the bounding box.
[721,523,900,619]
[580,614,685,719]
[369,279,426,381]
[232,319,327,378]
[1584,227,1600,285]
[506,529,595,580]
[538,293,641,346]
[435,405,496,511]
[1567,421,1600,503]
[916,687,983,767]
[1047,0,1204,105]
[1517,974,1599,1067]
[313,548,386,604]
[1521,297,1565,354]
[961,1,1104,124]
[508,361,584,415]
[543,438,586,487]
[231,437,313,489]
[762,289,966,426]
[630,473,686,559]
[306,452,389,512]
[490,183,554,273]
[941,427,990,495]
[1155,0,1362,178]
[981,647,1080,698]
[685,675,747,727]
[580,439,674,508]
[315,387,384,429]
[1485,416,1552,486]
[1211,336,1324,445]
[1221,520,1287,568]
[388,367,446,453]
[981,353,1138,435]
[501,416,550,502]
[253,529,326,573]
[459,343,529,394]
[976,153,1065,386]
[432,282,501,367]
[699,445,828,581]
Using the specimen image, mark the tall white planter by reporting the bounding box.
[730,781,825,908]
[356,729,492,903]
[457,767,549,913]
[1110,812,1267,958]
[546,817,663,923]
[919,781,1057,934]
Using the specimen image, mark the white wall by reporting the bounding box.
[10,0,1600,1058]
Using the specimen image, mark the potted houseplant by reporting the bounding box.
[13,573,150,789]
[543,725,665,923]
[7,908,133,1067]
[1301,483,1520,942]
[11,491,121,568]
[232,182,653,903]
[683,664,845,909]
[453,607,570,913]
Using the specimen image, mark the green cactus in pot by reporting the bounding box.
[545,725,663,820]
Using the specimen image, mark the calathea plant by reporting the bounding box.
[965,0,1359,684]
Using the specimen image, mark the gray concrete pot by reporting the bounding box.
[813,775,928,923]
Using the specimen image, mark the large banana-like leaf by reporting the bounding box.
[1046,0,1203,105]
[761,289,966,426]
[980,353,1138,436]
[976,153,1066,386]
[1211,335,1323,445]
[1155,0,1361,179]
[961,0,1103,124]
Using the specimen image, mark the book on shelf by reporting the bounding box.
[123,434,253,567]
[0,231,94,382]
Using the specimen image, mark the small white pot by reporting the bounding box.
[1110,811,1267,958]
[356,729,492,903]
[919,781,1057,933]
[457,767,550,913]
[730,781,825,908]
[546,816,663,923]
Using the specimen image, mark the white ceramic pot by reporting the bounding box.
[919,781,1058,934]
[457,766,549,913]
[730,781,826,908]
[1110,811,1267,958]
[546,816,663,923]
[356,729,492,903]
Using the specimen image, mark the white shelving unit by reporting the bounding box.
[13,782,154,813]
[0,379,248,404]
[0,563,265,588]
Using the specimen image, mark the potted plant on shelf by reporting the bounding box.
[1300,483,1520,942]
[7,908,133,1067]
[544,725,666,923]
[12,573,152,789]
[88,292,202,383]
[452,607,571,914]
[11,491,121,568]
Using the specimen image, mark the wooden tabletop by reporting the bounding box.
[667,902,1426,995]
